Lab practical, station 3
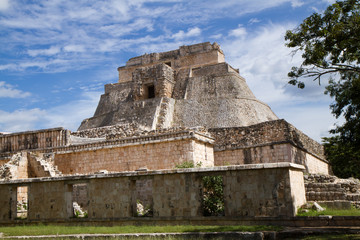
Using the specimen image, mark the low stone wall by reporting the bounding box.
[54,130,214,174]
[0,163,306,222]
[0,128,70,153]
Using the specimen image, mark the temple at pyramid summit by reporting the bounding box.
[1,42,351,224]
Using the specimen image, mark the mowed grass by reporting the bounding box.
[301,234,360,240]
[297,206,360,217]
[0,224,282,236]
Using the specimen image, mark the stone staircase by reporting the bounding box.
[304,174,360,208]
[155,97,174,129]
[28,152,62,177]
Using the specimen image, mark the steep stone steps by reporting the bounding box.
[304,174,360,209]
[28,152,62,177]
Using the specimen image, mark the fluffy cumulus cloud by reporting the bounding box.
[0,91,100,133]
[0,81,31,98]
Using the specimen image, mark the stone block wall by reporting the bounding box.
[10,152,28,179]
[0,152,29,180]
[53,131,214,174]
[28,181,69,220]
[223,167,303,217]
[0,128,70,153]
[210,120,329,174]
[118,42,224,83]
[214,143,329,174]
[193,141,214,167]
[0,163,306,222]
[152,172,202,217]
[0,184,14,220]
[209,120,325,158]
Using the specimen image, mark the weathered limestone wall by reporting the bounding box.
[153,172,202,217]
[209,119,329,174]
[10,152,28,179]
[214,144,329,174]
[0,163,306,222]
[88,177,132,218]
[28,181,69,220]
[193,141,214,167]
[0,128,70,153]
[304,153,330,174]
[0,152,29,180]
[54,131,214,174]
[289,169,306,213]
[209,120,325,159]
[79,98,164,131]
[224,166,305,217]
[0,184,14,220]
[118,42,224,83]
[172,64,278,128]
[0,159,7,166]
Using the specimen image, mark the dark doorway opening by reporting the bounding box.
[147,85,155,99]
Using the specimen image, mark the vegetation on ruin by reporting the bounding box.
[202,175,225,216]
[0,224,281,237]
[285,0,360,179]
[175,161,225,216]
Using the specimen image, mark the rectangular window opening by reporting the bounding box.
[202,175,224,217]
[71,183,88,218]
[134,179,153,217]
[16,186,28,219]
[147,85,155,99]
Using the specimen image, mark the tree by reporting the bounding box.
[285,0,360,178]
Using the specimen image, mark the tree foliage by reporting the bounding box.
[285,0,360,178]
[202,176,224,216]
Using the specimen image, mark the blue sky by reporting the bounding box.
[0,0,339,142]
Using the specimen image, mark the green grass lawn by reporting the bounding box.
[0,224,281,237]
[297,206,360,217]
[301,234,360,240]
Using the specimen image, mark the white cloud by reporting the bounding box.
[0,0,9,11]
[249,18,260,24]
[0,91,100,133]
[0,108,46,132]
[27,46,60,57]
[322,0,335,4]
[291,0,304,7]
[172,27,201,40]
[44,91,101,131]
[229,25,247,38]
[0,81,31,98]
[63,45,86,53]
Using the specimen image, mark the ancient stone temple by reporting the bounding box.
[0,42,337,223]
[79,42,277,131]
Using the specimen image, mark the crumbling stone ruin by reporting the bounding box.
[0,42,354,224]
